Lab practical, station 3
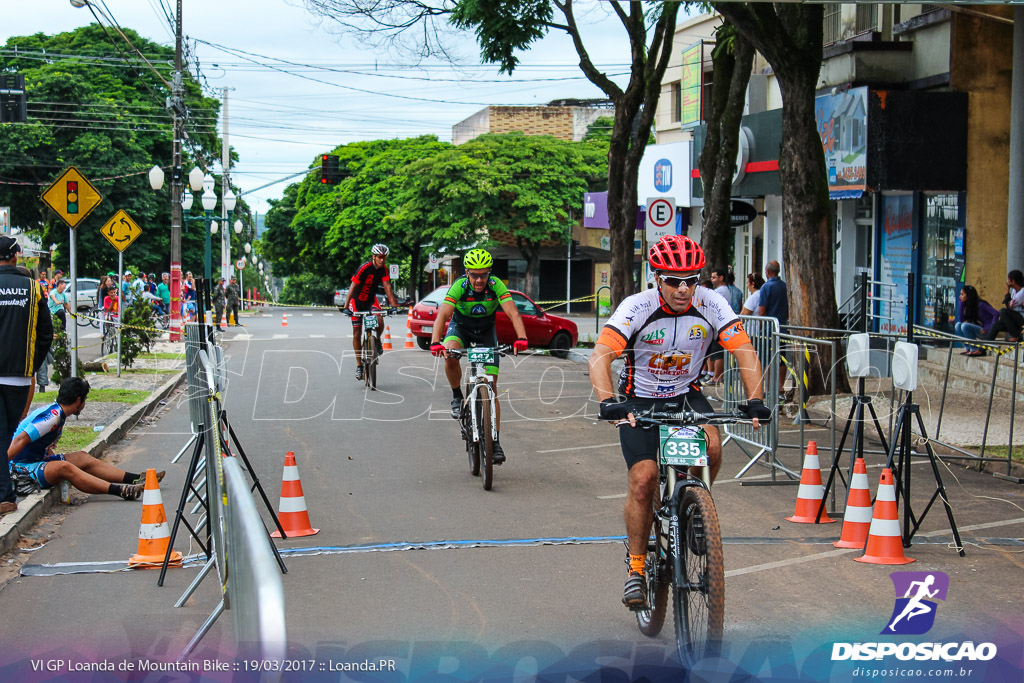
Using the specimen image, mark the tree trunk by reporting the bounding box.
[606,106,641,307]
[699,31,754,276]
[715,3,849,395]
[517,236,541,299]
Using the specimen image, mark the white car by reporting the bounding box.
[74,278,101,310]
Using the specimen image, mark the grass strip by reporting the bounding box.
[34,388,149,404]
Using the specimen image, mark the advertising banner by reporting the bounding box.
[878,194,913,335]
[816,86,868,199]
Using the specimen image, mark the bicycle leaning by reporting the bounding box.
[603,403,768,667]
[447,345,509,491]
[349,308,403,390]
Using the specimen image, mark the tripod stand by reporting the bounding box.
[884,389,965,555]
[817,376,890,523]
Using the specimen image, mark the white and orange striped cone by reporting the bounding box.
[282,313,288,328]
[834,456,873,548]
[129,468,182,568]
[270,452,319,538]
[786,441,836,524]
[404,316,416,349]
[855,468,914,565]
[219,314,228,330]
[382,326,393,351]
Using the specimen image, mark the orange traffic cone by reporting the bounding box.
[219,314,228,330]
[404,316,415,349]
[786,441,836,524]
[282,314,288,328]
[834,457,873,548]
[382,326,393,351]
[129,469,182,568]
[270,452,319,538]
[855,468,914,565]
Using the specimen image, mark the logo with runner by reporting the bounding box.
[687,324,706,341]
[882,571,949,635]
[641,328,666,345]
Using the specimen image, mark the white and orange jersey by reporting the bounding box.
[597,287,752,398]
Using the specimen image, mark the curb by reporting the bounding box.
[0,369,187,557]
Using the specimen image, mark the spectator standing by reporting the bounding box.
[707,267,734,383]
[212,277,227,326]
[955,285,998,356]
[758,260,789,394]
[182,272,197,322]
[727,270,744,313]
[156,272,171,313]
[982,270,1024,343]
[37,270,50,297]
[226,277,242,326]
[741,272,765,316]
[47,279,71,331]
[0,236,54,515]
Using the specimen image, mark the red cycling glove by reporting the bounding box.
[513,338,528,355]
[430,343,447,357]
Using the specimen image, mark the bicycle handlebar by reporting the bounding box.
[446,345,512,359]
[347,308,408,316]
[607,405,771,427]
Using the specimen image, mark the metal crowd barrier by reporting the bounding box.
[224,456,287,662]
[176,330,288,663]
[722,316,785,480]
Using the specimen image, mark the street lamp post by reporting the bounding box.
[201,175,217,282]
[221,189,236,282]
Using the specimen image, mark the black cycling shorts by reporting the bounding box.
[349,299,381,328]
[444,320,499,376]
[618,390,715,470]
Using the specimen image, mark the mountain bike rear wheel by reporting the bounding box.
[636,506,669,637]
[673,486,724,667]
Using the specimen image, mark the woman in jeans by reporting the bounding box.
[955,285,998,356]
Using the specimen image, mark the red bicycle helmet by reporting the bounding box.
[648,235,705,273]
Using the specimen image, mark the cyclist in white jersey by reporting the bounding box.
[589,234,772,608]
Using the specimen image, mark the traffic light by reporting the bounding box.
[67,181,79,214]
[320,154,340,185]
[0,74,27,124]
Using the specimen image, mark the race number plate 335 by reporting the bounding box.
[467,347,495,364]
[364,315,379,330]
[659,425,708,467]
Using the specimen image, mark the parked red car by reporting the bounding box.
[408,286,579,358]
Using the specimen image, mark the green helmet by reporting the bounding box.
[464,248,493,270]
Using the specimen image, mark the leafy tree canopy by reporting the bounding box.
[0,25,225,278]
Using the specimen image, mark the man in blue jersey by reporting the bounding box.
[8,377,164,500]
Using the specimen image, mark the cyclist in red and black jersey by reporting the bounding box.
[589,235,772,609]
[341,244,399,381]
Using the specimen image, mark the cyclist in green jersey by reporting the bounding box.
[430,248,529,464]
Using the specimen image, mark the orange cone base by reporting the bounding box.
[855,551,915,565]
[271,526,319,538]
[129,550,182,568]
[786,508,836,524]
[833,534,869,549]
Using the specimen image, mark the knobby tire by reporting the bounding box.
[479,384,493,491]
[464,388,480,476]
[674,486,724,668]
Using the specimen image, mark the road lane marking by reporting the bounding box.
[725,516,1024,578]
[537,442,620,453]
[310,334,326,338]
[271,334,289,339]
[303,313,313,317]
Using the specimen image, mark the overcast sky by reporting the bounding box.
[2,0,642,215]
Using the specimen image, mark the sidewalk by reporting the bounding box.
[0,342,187,555]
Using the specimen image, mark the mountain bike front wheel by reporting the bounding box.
[673,486,724,667]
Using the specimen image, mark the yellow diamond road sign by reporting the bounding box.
[40,166,103,229]
[100,209,143,252]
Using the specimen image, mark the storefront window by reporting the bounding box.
[920,194,959,331]
[507,259,527,292]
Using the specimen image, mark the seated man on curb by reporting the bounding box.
[7,377,165,501]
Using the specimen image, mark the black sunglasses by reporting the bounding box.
[466,271,491,280]
[659,274,700,289]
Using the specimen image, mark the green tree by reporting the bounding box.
[0,25,222,277]
[396,133,607,297]
[303,0,681,306]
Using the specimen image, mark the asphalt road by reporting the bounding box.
[2,307,1022,680]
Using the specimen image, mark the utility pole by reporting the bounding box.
[221,87,231,282]
[168,0,184,342]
